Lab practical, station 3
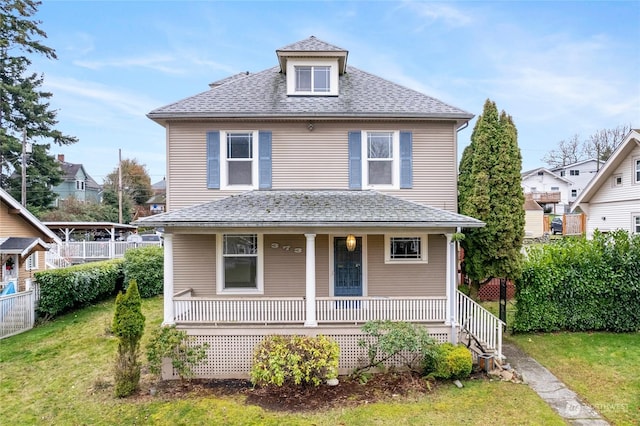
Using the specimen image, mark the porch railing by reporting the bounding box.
[456,290,504,358]
[173,296,447,325]
[51,241,162,263]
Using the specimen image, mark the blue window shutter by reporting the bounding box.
[399,131,413,189]
[206,131,220,189]
[258,131,272,189]
[348,131,362,189]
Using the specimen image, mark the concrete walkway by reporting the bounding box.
[502,343,610,425]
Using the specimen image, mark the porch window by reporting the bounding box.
[26,252,38,271]
[219,234,263,293]
[384,235,428,263]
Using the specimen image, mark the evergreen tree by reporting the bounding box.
[112,280,145,397]
[0,0,77,206]
[459,99,525,295]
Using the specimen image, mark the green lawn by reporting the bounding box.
[509,332,640,425]
[0,296,561,425]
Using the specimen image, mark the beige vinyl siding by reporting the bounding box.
[263,235,306,297]
[173,234,216,297]
[166,120,458,211]
[366,234,446,297]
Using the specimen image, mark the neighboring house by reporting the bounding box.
[572,130,640,237]
[0,187,60,292]
[52,154,101,206]
[521,159,604,213]
[521,167,572,213]
[145,178,166,215]
[551,159,604,204]
[137,36,496,379]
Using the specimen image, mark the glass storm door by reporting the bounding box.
[334,237,362,297]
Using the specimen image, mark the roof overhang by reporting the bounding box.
[135,190,485,231]
[0,237,50,257]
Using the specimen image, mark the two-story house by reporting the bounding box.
[52,155,101,206]
[572,130,640,237]
[521,159,605,214]
[521,167,572,213]
[138,37,498,379]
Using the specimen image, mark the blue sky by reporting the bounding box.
[32,0,640,184]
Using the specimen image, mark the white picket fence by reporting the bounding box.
[0,288,37,340]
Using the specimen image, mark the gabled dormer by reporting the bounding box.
[276,36,347,97]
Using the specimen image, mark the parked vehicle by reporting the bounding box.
[551,217,563,235]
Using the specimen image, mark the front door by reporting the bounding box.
[334,237,362,297]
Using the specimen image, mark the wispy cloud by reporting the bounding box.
[400,1,473,29]
[74,54,186,75]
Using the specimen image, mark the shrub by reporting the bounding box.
[514,230,640,332]
[112,280,145,397]
[250,335,339,387]
[146,325,209,381]
[425,343,472,379]
[123,245,163,298]
[35,259,123,318]
[355,320,437,375]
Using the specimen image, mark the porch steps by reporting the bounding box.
[456,290,504,360]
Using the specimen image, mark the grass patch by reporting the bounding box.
[0,295,562,424]
[509,332,640,425]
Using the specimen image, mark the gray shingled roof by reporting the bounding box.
[0,237,49,256]
[277,36,346,52]
[135,190,484,229]
[148,36,472,121]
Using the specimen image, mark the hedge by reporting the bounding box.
[514,230,640,332]
[122,245,164,298]
[35,259,124,317]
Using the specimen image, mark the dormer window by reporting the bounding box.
[286,58,339,96]
[295,66,330,93]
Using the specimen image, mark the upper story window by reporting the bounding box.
[634,215,640,234]
[226,132,254,186]
[537,171,544,176]
[76,180,85,191]
[286,58,339,96]
[295,66,330,93]
[560,171,566,177]
[635,158,640,183]
[612,174,622,187]
[366,132,396,186]
[570,170,579,176]
[571,189,577,197]
[550,186,559,191]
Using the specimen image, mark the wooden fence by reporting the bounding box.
[543,213,585,235]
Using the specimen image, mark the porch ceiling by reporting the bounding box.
[135,190,484,229]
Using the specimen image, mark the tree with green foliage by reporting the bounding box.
[0,0,77,206]
[458,99,525,296]
[112,280,145,397]
[102,158,153,223]
[36,197,119,222]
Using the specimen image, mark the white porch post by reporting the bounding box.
[162,233,175,326]
[304,233,317,327]
[445,233,458,343]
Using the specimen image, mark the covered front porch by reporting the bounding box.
[136,190,499,378]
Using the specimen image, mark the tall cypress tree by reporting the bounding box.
[0,0,77,207]
[459,99,525,294]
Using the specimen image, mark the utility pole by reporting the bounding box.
[21,129,31,206]
[118,149,123,224]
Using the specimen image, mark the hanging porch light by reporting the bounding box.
[346,234,357,252]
